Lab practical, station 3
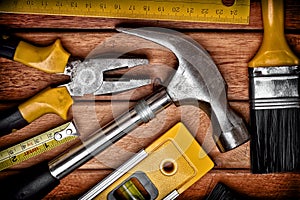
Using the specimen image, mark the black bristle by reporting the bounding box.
[250,108,300,173]
[206,183,241,200]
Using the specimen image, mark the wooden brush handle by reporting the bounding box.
[248,0,299,67]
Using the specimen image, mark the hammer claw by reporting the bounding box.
[119,27,250,152]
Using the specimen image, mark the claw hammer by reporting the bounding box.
[0,27,250,200]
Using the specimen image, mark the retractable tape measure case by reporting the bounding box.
[80,122,214,200]
[0,0,250,24]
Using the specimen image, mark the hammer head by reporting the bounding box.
[118,27,250,152]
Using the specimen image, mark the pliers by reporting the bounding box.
[0,34,150,136]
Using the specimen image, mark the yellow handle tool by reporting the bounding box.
[248,0,299,67]
[0,36,73,135]
[0,35,151,136]
[248,0,300,173]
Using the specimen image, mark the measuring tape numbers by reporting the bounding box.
[0,122,78,171]
[0,0,250,24]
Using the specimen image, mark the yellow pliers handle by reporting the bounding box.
[0,35,73,135]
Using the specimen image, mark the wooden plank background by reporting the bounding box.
[0,0,300,199]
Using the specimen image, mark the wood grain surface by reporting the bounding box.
[0,0,300,199]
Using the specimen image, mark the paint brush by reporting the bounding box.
[249,0,300,173]
[205,183,246,200]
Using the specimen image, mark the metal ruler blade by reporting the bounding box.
[0,122,78,171]
[0,0,250,24]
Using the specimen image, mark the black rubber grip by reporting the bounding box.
[0,107,29,136]
[0,161,60,200]
[0,35,20,59]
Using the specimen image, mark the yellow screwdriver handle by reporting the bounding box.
[14,39,70,73]
[248,0,299,67]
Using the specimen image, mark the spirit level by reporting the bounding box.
[80,122,214,200]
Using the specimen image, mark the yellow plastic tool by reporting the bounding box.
[248,0,299,67]
[81,122,214,200]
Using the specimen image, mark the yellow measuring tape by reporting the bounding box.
[0,0,250,24]
[0,122,77,171]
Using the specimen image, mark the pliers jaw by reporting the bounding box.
[64,58,151,96]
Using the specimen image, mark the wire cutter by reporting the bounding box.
[0,34,150,136]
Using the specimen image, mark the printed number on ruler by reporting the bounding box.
[0,0,250,24]
[0,122,77,171]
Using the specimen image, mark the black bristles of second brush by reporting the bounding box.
[250,108,300,173]
[206,183,242,200]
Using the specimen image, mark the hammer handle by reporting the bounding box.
[0,162,59,200]
[0,89,172,199]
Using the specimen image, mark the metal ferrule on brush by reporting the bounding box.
[249,66,300,109]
